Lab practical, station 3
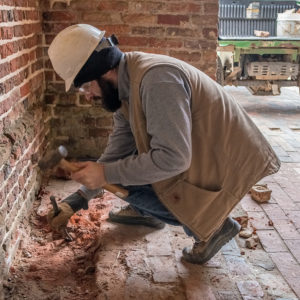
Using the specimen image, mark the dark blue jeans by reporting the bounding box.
[124,185,197,239]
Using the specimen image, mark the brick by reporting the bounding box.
[285,276,300,299]
[125,250,151,277]
[183,277,217,300]
[118,36,149,47]
[268,182,297,211]
[97,1,128,11]
[240,194,263,212]
[166,27,195,37]
[20,82,30,98]
[132,26,165,36]
[0,42,15,58]
[1,27,14,40]
[201,50,217,62]
[14,25,25,37]
[223,255,251,276]
[145,231,172,256]
[10,53,29,72]
[0,97,13,116]
[88,128,110,137]
[14,0,28,6]
[256,229,287,252]
[286,210,300,229]
[27,0,37,7]
[282,186,300,203]
[217,291,240,300]
[188,3,203,13]
[204,3,218,14]
[169,50,201,63]
[95,117,112,127]
[25,10,39,21]
[122,14,156,25]
[165,3,203,14]
[236,281,264,298]
[0,62,10,79]
[285,240,300,264]
[82,12,114,22]
[149,38,183,49]
[101,24,130,35]
[246,248,275,271]
[125,275,151,299]
[42,11,77,21]
[261,203,288,220]
[184,39,201,49]
[42,22,69,34]
[273,219,300,240]
[248,211,271,230]
[270,252,300,278]
[191,15,219,27]
[6,10,14,22]
[146,256,177,283]
[129,1,164,12]
[203,28,218,40]
[157,14,189,25]
[221,238,241,256]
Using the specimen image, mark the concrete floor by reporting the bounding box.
[6,86,300,300]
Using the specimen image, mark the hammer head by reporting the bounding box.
[38,145,68,170]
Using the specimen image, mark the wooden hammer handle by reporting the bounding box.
[59,158,129,199]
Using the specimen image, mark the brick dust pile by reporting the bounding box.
[3,185,109,300]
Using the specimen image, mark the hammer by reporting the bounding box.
[38,145,129,199]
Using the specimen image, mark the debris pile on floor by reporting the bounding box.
[3,185,107,300]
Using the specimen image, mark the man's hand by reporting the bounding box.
[47,202,75,232]
[70,161,107,190]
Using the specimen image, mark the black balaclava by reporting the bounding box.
[73,41,123,88]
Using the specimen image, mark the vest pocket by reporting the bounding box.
[163,180,222,219]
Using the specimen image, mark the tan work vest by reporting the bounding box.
[121,52,280,241]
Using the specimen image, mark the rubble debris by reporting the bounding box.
[252,235,259,243]
[234,215,249,229]
[245,237,258,249]
[250,184,272,203]
[239,228,253,239]
[3,187,108,300]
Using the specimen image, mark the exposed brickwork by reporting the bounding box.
[0,0,48,293]
[41,0,218,158]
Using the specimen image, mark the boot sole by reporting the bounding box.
[182,219,241,264]
[108,212,166,229]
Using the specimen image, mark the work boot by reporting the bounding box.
[182,217,241,264]
[108,205,165,229]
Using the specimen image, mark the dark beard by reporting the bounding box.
[96,78,121,112]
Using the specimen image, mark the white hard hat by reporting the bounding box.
[48,24,105,92]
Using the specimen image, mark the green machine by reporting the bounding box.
[217,0,300,94]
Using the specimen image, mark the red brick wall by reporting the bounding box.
[42,0,218,158]
[0,0,47,286]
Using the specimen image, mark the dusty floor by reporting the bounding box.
[3,87,300,300]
